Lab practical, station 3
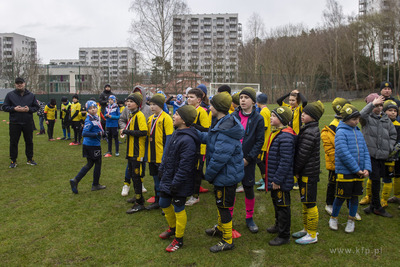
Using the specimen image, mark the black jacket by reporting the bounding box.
[294,121,321,180]
[232,107,265,164]
[99,90,112,113]
[2,89,40,124]
[159,127,200,197]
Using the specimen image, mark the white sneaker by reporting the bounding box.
[185,196,200,206]
[325,205,333,215]
[295,233,318,245]
[355,212,362,221]
[142,184,147,193]
[345,220,355,233]
[236,185,244,193]
[329,217,338,231]
[121,185,130,196]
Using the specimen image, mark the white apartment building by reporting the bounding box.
[0,32,37,76]
[359,0,399,64]
[78,47,140,85]
[50,59,80,66]
[173,13,242,83]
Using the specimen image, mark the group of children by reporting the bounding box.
[65,81,400,253]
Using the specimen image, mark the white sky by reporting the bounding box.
[0,0,358,64]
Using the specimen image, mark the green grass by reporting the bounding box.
[0,100,399,266]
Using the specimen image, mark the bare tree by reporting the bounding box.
[129,0,189,85]
[246,13,266,75]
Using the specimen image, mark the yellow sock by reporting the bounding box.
[162,205,176,229]
[393,177,400,198]
[382,182,393,204]
[302,204,308,232]
[217,209,222,232]
[221,220,233,244]
[294,176,298,184]
[365,179,372,197]
[124,182,130,186]
[175,209,187,239]
[307,206,319,239]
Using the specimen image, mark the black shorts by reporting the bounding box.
[82,145,101,160]
[62,119,70,127]
[128,159,144,179]
[271,189,291,207]
[160,191,186,207]
[298,176,318,203]
[328,170,336,184]
[149,162,160,176]
[385,161,395,179]
[370,157,386,181]
[242,162,256,186]
[335,173,364,198]
[214,185,236,208]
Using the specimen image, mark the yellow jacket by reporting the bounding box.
[321,118,340,171]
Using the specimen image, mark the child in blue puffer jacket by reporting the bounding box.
[104,95,120,157]
[197,92,245,253]
[329,104,371,233]
[69,101,106,194]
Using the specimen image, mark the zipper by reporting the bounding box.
[353,128,360,166]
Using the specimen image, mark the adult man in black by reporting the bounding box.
[380,81,400,107]
[2,77,40,168]
[99,84,112,137]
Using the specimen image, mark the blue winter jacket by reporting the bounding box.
[82,114,102,146]
[105,104,120,128]
[197,114,245,187]
[335,121,372,174]
[267,128,297,192]
[159,127,200,197]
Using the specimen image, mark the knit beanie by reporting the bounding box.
[240,87,257,103]
[332,97,350,115]
[150,93,165,109]
[256,93,268,105]
[210,92,232,114]
[218,85,231,94]
[303,100,325,121]
[232,92,240,105]
[340,104,360,122]
[380,81,393,90]
[86,100,97,110]
[127,92,143,107]
[383,100,398,112]
[176,105,197,126]
[365,93,379,104]
[197,84,207,95]
[272,106,292,126]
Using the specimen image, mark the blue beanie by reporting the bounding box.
[197,84,207,95]
[256,93,268,104]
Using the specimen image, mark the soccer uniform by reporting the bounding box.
[44,104,57,139]
[61,101,71,139]
[257,106,271,179]
[105,103,121,155]
[71,101,82,143]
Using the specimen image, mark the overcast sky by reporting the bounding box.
[1,0,358,64]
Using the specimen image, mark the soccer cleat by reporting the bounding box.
[66,137,71,140]
[324,205,333,215]
[159,227,175,239]
[236,185,244,193]
[256,183,265,191]
[49,139,56,141]
[60,137,66,140]
[246,218,259,233]
[266,225,279,234]
[199,186,209,193]
[121,185,130,196]
[69,142,77,146]
[345,220,355,233]
[70,179,78,194]
[205,225,223,237]
[115,152,120,157]
[292,229,307,239]
[126,204,146,214]
[363,206,372,214]
[329,217,338,231]
[104,153,112,157]
[255,178,264,186]
[185,196,200,206]
[388,196,400,204]
[269,237,290,246]
[142,184,147,193]
[355,212,362,221]
[27,160,37,166]
[165,238,183,252]
[91,184,106,191]
[146,202,160,210]
[359,195,370,205]
[295,233,318,244]
[373,208,393,218]
[209,240,234,253]
[9,161,17,168]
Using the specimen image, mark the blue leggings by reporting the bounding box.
[159,197,185,212]
[331,196,358,217]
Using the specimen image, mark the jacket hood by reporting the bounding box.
[133,86,147,98]
[337,120,359,131]
[177,127,200,145]
[212,114,244,140]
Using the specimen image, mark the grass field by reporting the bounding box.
[1,100,399,266]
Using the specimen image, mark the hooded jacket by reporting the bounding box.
[321,117,340,171]
[197,114,245,187]
[2,89,40,124]
[82,114,103,146]
[119,86,152,129]
[335,121,371,174]
[159,127,200,197]
[360,102,397,159]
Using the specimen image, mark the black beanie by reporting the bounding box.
[218,85,231,94]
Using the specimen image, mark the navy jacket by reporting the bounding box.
[2,89,40,124]
[267,128,297,191]
[159,127,200,197]
[82,114,103,147]
[232,107,265,164]
[197,114,245,187]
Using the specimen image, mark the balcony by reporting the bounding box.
[217,34,225,39]
[217,27,224,32]
[192,34,199,39]
[229,19,237,25]
[217,20,224,26]
[204,27,211,32]
[174,27,181,32]
[173,20,181,26]
[204,20,211,26]
[191,27,199,32]
[191,20,199,26]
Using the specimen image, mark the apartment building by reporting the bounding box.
[173,13,242,83]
